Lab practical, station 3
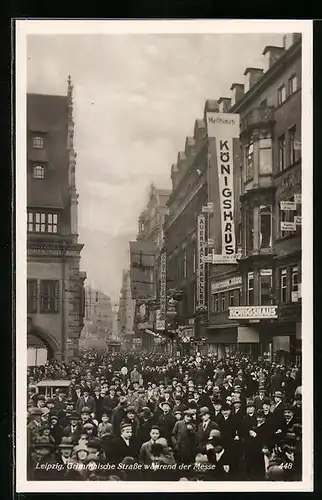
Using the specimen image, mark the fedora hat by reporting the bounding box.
[199,406,211,416]
[58,437,74,449]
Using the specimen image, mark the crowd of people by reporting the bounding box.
[27,349,302,481]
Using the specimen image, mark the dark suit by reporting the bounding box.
[219,415,237,447]
[63,423,82,444]
[206,447,236,480]
[196,420,219,453]
[172,420,198,464]
[93,395,105,421]
[75,396,96,415]
[108,436,138,464]
[158,413,176,446]
[246,421,272,480]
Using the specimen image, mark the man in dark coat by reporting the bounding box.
[102,386,119,418]
[245,409,272,480]
[29,437,60,481]
[218,403,236,449]
[108,422,138,464]
[172,409,197,464]
[271,390,285,432]
[63,410,82,444]
[111,398,128,436]
[75,388,96,416]
[92,386,105,421]
[196,406,219,454]
[205,430,237,481]
[157,401,176,446]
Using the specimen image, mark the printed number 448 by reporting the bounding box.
[279,462,293,469]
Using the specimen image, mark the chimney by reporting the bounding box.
[204,99,219,118]
[262,46,285,72]
[244,68,264,93]
[217,97,231,113]
[283,33,301,50]
[230,83,245,107]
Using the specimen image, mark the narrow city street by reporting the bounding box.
[24,24,307,486]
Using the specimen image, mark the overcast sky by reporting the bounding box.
[27,32,284,303]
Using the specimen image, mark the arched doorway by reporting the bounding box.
[27,318,58,365]
[27,333,54,366]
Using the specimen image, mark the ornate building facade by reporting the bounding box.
[27,77,86,362]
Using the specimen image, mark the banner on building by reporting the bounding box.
[196,214,206,311]
[206,112,240,264]
[158,251,167,330]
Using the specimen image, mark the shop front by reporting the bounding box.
[206,326,238,359]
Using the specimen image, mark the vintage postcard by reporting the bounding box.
[15,19,313,492]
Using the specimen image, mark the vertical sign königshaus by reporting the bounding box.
[196,214,206,310]
[206,112,240,263]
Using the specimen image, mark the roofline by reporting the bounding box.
[230,38,301,113]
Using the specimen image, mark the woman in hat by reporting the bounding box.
[71,442,90,478]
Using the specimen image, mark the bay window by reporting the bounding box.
[259,205,272,248]
[40,280,60,313]
[27,212,59,234]
[259,137,272,174]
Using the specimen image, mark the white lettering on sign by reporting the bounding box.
[294,216,302,225]
[211,276,242,293]
[196,214,206,310]
[294,194,302,204]
[159,251,167,329]
[281,221,296,231]
[217,138,236,256]
[280,201,297,211]
[229,306,278,320]
[206,112,240,138]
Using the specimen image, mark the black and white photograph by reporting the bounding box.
[15,19,313,492]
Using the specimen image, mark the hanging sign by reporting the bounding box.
[294,194,302,204]
[281,221,296,231]
[294,216,302,225]
[158,251,167,330]
[196,214,206,311]
[280,201,296,211]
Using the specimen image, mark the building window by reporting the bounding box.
[33,165,45,179]
[291,265,299,302]
[27,279,38,313]
[213,294,220,313]
[288,74,298,95]
[260,269,272,306]
[259,205,272,248]
[183,249,187,278]
[246,142,254,181]
[259,138,272,175]
[40,280,60,313]
[277,84,286,105]
[247,272,254,305]
[229,290,235,307]
[245,209,254,253]
[280,269,288,303]
[278,134,286,171]
[27,212,58,233]
[33,136,44,149]
[221,293,226,311]
[288,125,300,165]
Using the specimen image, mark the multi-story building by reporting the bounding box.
[163,101,219,345]
[118,269,136,348]
[27,77,86,362]
[228,33,302,363]
[85,287,113,332]
[137,183,171,248]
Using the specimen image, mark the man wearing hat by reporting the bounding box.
[172,409,197,465]
[205,429,236,480]
[245,409,272,480]
[63,410,82,444]
[211,397,224,426]
[92,386,105,422]
[123,405,140,436]
[49,410,64,446]
[240,400,257,443]
[254,385,267,410]
[27,407,43,450]
[271,390,285,431]
[220,403,237,447]
[29,436,58,480]
[196,406,219,454]
[56,436,74,470]
[75,388,96,416]
[111,396,128,436]
[108,422,138,464]
[157,400,176,446]
[102,386,119,418]
[80,406,98,436]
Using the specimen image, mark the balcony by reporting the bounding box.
[240,107,275,135]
